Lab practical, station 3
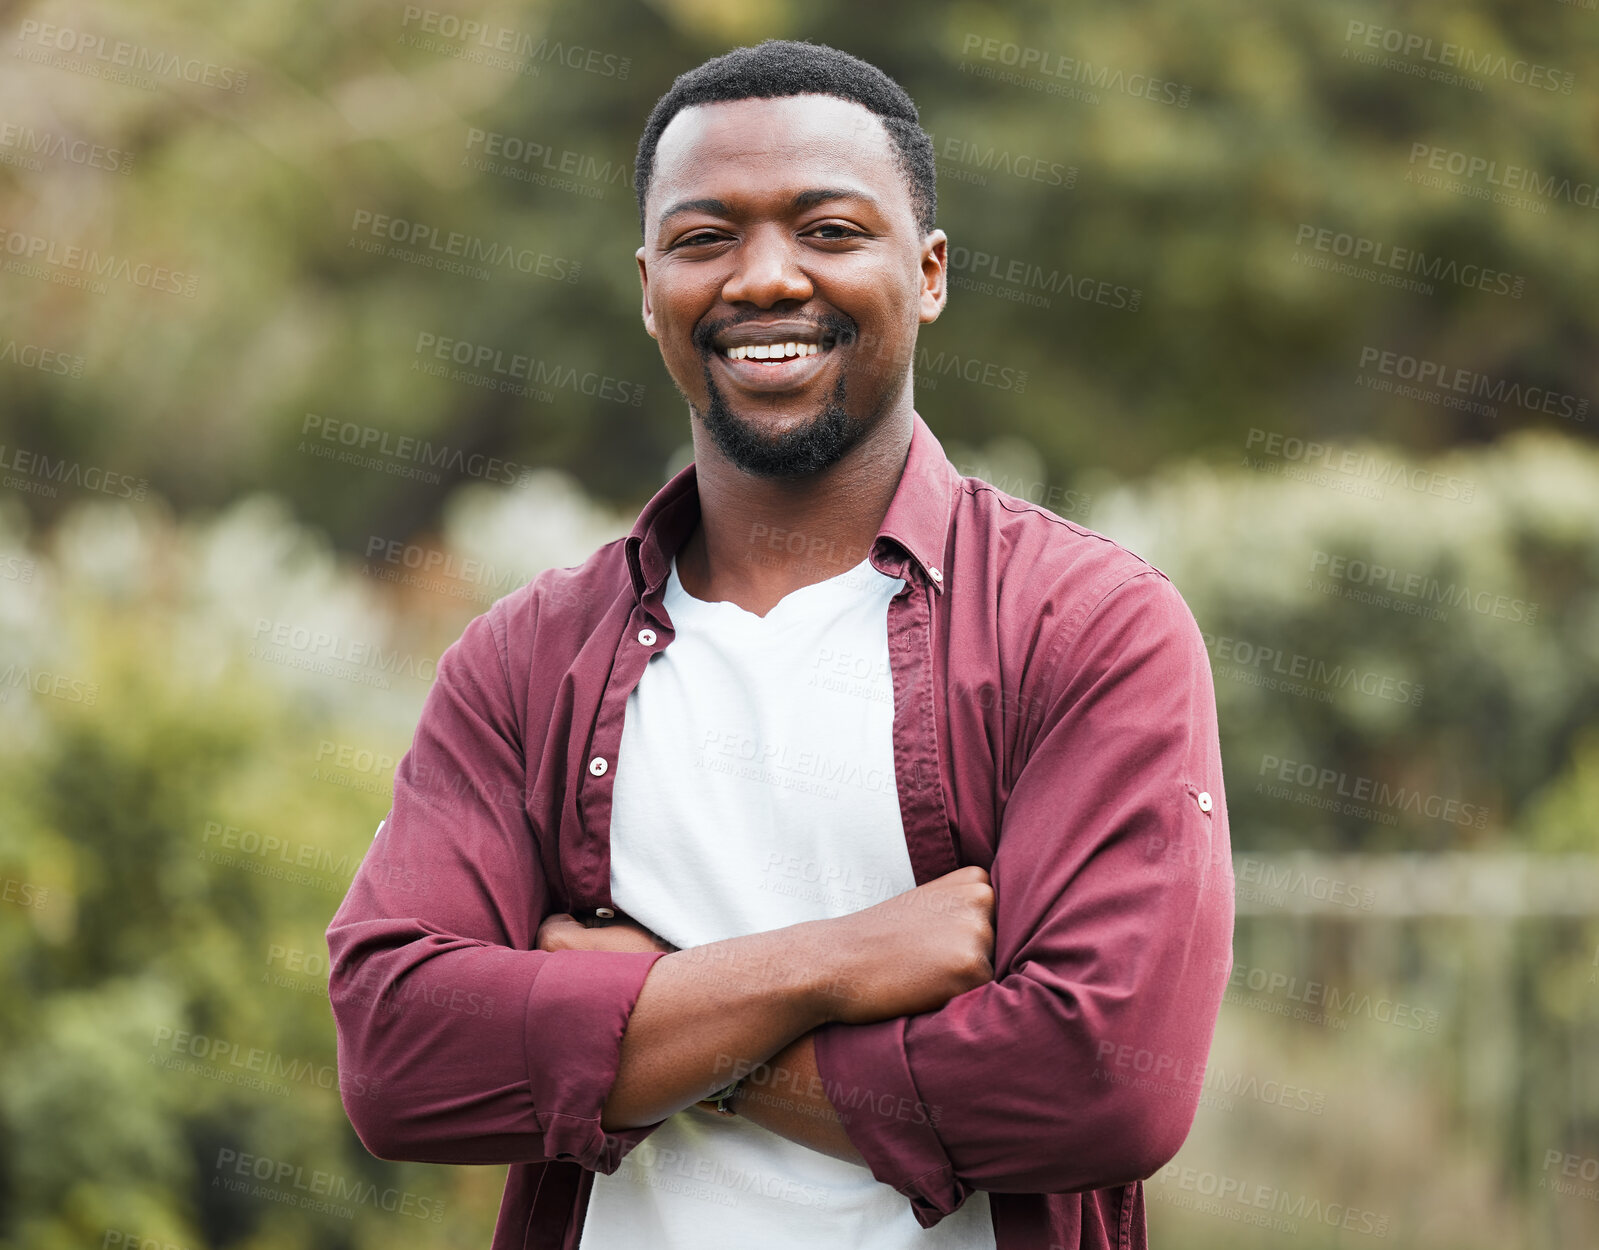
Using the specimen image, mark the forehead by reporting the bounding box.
[649,93,908,223]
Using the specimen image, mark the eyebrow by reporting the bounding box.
[656,187,881,227]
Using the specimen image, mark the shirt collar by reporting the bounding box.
[624,410,959,604]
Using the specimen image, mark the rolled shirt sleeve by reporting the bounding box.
[325,601,670,1172]
[812,569,1235,1225]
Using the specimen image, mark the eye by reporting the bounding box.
[808,223,864,241]
[673,230,726,249]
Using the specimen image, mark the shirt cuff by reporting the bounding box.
[812,1013,971,1228]
[522,947,671,1173]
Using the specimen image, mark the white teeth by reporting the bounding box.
[726,341,822,361]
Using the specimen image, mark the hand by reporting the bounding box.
[812,864,995,1026]
[535,912,679,955]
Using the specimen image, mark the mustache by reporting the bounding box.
[691,309,858,355]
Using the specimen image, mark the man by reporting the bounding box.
[326,38,1233,1250]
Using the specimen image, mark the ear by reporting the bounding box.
[637,245,657,339]
[919,228,948,325]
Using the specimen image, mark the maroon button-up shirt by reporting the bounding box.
[326,410,1234,1250]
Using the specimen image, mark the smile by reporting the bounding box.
[715,333,837,362]
[709,330,842,391]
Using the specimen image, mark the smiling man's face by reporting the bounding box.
[637,93,946,478]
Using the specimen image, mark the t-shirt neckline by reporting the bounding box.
[666,551,880,622]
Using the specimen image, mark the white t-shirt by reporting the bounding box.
[578,552,997,1250]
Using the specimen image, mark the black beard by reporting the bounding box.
[693,363,860,478]
[679,309,873,479]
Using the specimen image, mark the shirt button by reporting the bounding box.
[1197,791,1213,812]
[594,907,615,919]
[637,628,657,646]
[927,566,943,583]
[588,757,608,777]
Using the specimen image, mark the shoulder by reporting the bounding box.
[953,473,1186,652]
[479,534,633,667]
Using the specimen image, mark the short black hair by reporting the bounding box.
[635,39,936,238]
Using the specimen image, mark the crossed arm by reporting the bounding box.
[533,871,996,1168]
[537,910,861,1161]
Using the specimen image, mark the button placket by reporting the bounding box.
[574,603,670,910]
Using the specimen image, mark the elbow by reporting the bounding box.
[328,983,413,1162]
[1098,1094,1197,1187]
[333,1036,437,1164]
[342,1089,408,1162]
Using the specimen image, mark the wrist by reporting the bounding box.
[789,918,853,1027]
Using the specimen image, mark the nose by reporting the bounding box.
[719,225,813,308]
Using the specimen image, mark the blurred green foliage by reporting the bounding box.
[3,0,1595,547]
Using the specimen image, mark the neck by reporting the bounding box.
[678,411,913,616]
